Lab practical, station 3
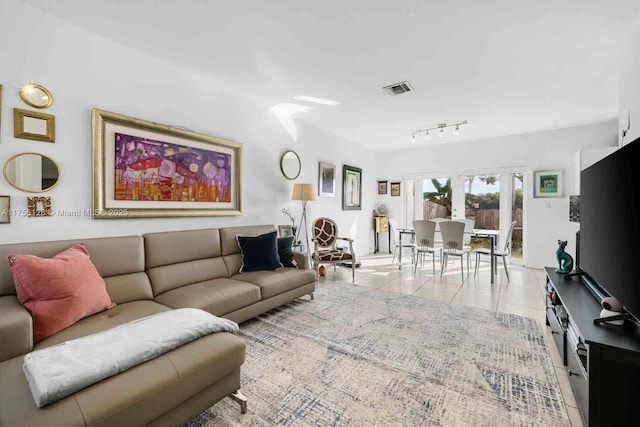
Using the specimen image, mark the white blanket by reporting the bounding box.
[23,308,239,408]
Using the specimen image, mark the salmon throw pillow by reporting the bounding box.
[8,243,116,343]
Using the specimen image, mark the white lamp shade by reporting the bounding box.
[292,183,317,201]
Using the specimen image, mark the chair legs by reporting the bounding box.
[440,252,469,280]
[473,252,510,282]
[502,256,510,282]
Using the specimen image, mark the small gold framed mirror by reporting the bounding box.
[19,83,53,109]
[4,152,61,193]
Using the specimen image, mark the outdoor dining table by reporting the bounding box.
[396,227,501,284]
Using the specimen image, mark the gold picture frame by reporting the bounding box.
[14,108,55,143]
[27,196,52,217]
[92,109,243,218]
[390,182,401,196]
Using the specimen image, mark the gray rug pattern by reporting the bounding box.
[189,283,568,426]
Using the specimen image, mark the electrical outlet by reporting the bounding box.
[545,201,551,208]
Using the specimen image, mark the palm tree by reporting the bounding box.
[423,178,452,215]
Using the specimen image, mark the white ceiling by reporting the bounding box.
[22,0,640,150]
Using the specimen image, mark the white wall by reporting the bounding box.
[376,121,618,268]
[620,13,640,146]
[0,0,376,254]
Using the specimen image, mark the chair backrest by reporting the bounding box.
[312,217,338,249]
[413,220,436,249]
[501,221,518,253]
[388,218,401,243]
[431,217,449,243]
[440,221,465,251]
[460,218,475,245]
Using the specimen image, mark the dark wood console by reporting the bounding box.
[545,268,640,426]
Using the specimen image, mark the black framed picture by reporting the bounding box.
[343,165,362,210]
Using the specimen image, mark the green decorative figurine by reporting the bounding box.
[555,240,574,274]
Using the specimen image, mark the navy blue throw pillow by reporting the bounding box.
[278,237,298,268]
[237,231,282,272]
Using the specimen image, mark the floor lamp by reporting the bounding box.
[292,183,317,259]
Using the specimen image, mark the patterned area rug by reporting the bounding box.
[188,283,568,426]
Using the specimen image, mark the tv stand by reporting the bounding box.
[545,268,640,426]
[563,270,586,278]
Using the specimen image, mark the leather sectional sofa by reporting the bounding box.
[0,225,315,427]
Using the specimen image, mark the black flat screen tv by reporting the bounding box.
[580,136,640,319]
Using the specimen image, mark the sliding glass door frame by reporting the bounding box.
[401,166,527,265]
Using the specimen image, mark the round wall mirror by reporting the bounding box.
[19,83,53,109]
[4,152,61,192]
[280,150,301,180]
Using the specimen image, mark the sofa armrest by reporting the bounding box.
[293,251,311,270]
[0,295,33,363]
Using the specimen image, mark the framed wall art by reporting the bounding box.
[377,180,388,195]
[534,170,563,198]
[278,224,294,237]
[390,182,401,196]
[27,196,52,217]
[318,161,336,197]
[569,195,580,222]
[92,109,243,218]
[342,164,362,210]
[14,108,55,143]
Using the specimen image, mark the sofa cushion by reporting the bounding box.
[146,258,229,296]
[0,236,149,303]
[35,300,170,350]
[0,332,244,427]
[232,268,316,299]
[277,237,297,268]
[237,231,282,273]
[143,229,221,269]
[219,225,276,256]
[9,244,116,343]
[154,278,261,316]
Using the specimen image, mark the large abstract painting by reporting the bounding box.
[93,109,242,218]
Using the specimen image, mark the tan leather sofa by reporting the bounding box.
[0,225,315,427]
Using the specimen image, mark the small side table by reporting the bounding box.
[373,216,391,253]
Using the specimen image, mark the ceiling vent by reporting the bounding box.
[383,81,413,96]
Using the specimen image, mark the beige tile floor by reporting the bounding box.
[316,252,584,427]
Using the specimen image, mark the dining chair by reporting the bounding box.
[430,217,449,246]
[389,218,415,265]
[412,220,440,275]
[474,221,517,281]
[439,221,471,280]
[459,218,476,247]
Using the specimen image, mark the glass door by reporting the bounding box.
[510,173,524,263]
[464,174,500,252]
[423,177,453,219]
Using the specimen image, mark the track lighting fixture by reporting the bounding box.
[410,120,467,142]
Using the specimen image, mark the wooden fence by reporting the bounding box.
[423,200,449,219]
